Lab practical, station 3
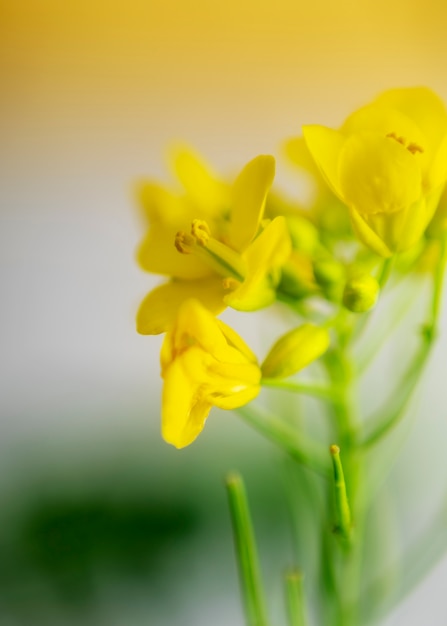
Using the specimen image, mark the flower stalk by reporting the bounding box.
[226,473,269,626]
[285,570,308,626]
[134,86,447,626]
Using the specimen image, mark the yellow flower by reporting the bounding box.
[160,299,261,448]
[136,148,291,334]
[303,88,447,257]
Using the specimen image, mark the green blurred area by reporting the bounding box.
[0,417,292,626]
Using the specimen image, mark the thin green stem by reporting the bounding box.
[261,378,339,401]
[324,349,357,454]
[226,473,269,626]
[355,287,416,376]
[429,234,447,337]
[359,339,432,449]
[329,445,352,543]
[285,570,307,626]
[325,337,363,626]
[361,236,447,449]
[236,405,330,479]
[377,256,395,289]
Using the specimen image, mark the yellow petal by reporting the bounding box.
[362,197,429,253]
[283,136,321,178]
[224,217,292,311]
[228,155,275,252]
[136,278,226,335]
[162,356,211,448]
[137,223,212,280]
[341,104,430,181]
[211,385,260,410]
[341,104,426,149]
[197,358,261,409]
[349,209,393,257]
[302,125,345,199]
[339,132,422,216]
[429,133,447,190]
[136,181,179,224]
[179,340,259,394]
[172,298,229,357]
[217,320,258,363]
[136,183,212,279]
[170,145,229,218]
[169,300,260,367]
[208,361,261,389]
[373,87,447,153]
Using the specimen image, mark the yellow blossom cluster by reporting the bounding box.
[135,87,447,448]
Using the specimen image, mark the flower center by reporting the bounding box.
[175,219,246,281]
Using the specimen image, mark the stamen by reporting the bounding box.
[175,231,195,254]
[386,132,406,145]
[223,277,240,290]
[174,220,246,281]
[386,132,424,155]
[407,142,424,155]
[191,219,211,246]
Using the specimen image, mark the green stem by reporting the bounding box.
[285,570,307,626]
[325,339,363,626]
[361,234,447,449]
[377,255,395,289]
[355,287,416,376]
[236,405,330,479]
[359,339,432,449]
[226,473,269,626]
[329,445,352,543]
[324,349,357,456]
[261,378,339,401]
[429,234,447,337]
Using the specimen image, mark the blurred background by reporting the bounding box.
[1,1,447,624]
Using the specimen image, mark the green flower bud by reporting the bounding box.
[261,323,330,379]
[342,274,379,313]
[313,259,345,289]
[278,253,315,300]
[286,215,319,254]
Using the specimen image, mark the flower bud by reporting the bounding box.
[261,323,330,379]
[342,274,379,313]
[313,260,345,289]
[278,252,315,300]
[286,215,319,254]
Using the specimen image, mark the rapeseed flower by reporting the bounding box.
[302,87,447,256]
[161,299,261,448]
[136,149,291,334]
